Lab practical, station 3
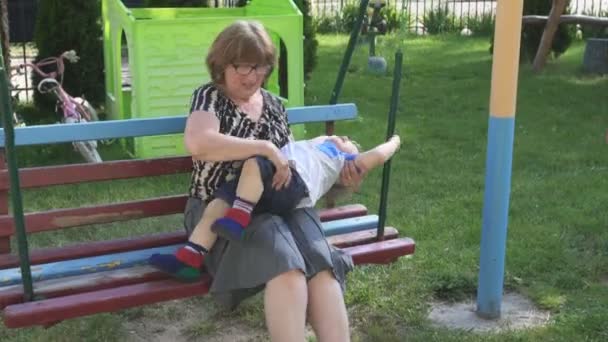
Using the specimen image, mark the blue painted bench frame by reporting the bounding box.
[0,104,358,147]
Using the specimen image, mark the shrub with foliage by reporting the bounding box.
[33,0,105,114]
[423,5,457,34]
[314,14,342,34]
[341,3,362,34]
[295,0,318,80]
[504,0,574,62]
[279,0,317,98]
[382,5,406,33]
[467,12,495,37]
[316,3,404,35]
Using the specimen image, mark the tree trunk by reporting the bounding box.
[532,0,567,72]
[0,0,9,70]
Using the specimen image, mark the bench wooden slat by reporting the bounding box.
[3,234,414,329]
[0,244,176,287]
[0,156,191,191]
[321,215,378,236]
[522,14,608,26]
[317,204,368,222]
[0,199,372,238]
[0,228,400,309]
[344,237,416,265]
[3,277,213,328]
[0,104,357,147]
[327,227,398,247]
[0,266,167,309]
[0,215,380,286]
[0,195,188,237]
[0,204,368,268]
[0,232,184,269]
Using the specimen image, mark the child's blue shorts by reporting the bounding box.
[214,156,309,215]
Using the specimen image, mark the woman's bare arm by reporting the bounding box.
[184,110,292,188]
[184,110,273,161]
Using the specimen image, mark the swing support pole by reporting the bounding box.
[476,0,523,319]
[326,0,370,135]
[0,46,34,301]
[377,50,403,240]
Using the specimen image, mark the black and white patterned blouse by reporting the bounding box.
[188,83,292,202]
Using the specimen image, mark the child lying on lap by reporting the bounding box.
[149,134,401,281]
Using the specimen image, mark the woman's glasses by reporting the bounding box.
[232,64,272,76]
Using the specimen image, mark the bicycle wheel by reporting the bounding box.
[74,97,114,145]
[64,116,102,163]
[73,140,102,163]
[74,97,99,122]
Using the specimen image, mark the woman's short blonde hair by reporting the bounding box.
[206,20,277,84]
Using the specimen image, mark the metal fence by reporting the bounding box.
[6,0,246,102]
[6,0,37,102]
[5,0,608,102]
[311,0,608,21]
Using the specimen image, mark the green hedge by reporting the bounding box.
[33,0,105,115]
[295,0,318,80]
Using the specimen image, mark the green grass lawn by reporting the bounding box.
[1,33,607,341]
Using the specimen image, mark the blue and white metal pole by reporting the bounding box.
[476,0,524,319]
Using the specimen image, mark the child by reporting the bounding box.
[149,134,401,281]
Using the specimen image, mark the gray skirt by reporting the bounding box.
[184,197,354,309]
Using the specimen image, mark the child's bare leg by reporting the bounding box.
[235,157,265,202]
[189,198,229,249]
[149,198,228,282]
[212,157,265,241]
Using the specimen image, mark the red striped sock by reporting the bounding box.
[224,208,251,228]
[226,197,255,228]
[175,242,207,268]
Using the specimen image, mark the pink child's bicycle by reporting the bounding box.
[12,50,102,163]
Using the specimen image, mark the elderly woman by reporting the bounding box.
[169,20,364,341]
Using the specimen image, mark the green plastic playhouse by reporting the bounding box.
[102,0,304,157]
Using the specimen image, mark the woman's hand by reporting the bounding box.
[339,160,367,191]
[263,142,292,190]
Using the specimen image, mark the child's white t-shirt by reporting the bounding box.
[280,137,356,208]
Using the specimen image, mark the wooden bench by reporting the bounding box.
[0,103,415,328]
[522,14,608,27]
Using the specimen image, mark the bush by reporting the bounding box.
[314,14,341,34]
[423,6,457,34]
[341,3,362,34]
[382,5,406,33]
[521,0,573,62]
[336,3,405,35]
[295,0,318,80]
[278,0,317,98]
[467,12,495,37]
[33,0,105,115]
